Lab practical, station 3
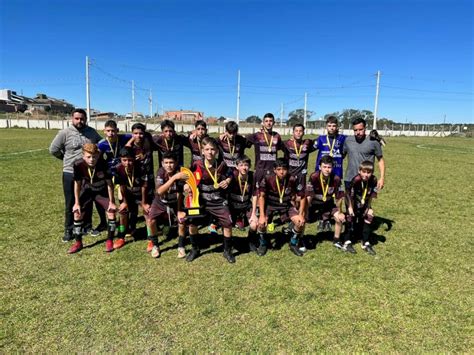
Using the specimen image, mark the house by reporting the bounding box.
[164,110,204,122]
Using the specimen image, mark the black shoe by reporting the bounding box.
[249,241,258,253]
[363,243,376,255]
[62,231,73,243]
[343,242,356,254]
[223,250,236,263]
[257,244,267,256]
[90,223,107,237]
[333,240,343,250]
[186,248,200,262]
[289,244,304,256]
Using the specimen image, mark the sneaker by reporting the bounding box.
[91,223,107,237]
[248,241,258,253]
[105,239,114,252]
[177,247,186,258]
[146,240,154,253]
[324,221,332,232]
[113,238,126,250]
[208,224,218,234]
[62,231,73,243]
[289,244,304,257]
[362,242,376,255]
[223,250,236,263]
[151,245,161,258]
[343,241,356,254]
[298,240,307,253]
[68,241,83,254]
[333,240,343,250]
[257,244,267,256]
[186,248,200,262]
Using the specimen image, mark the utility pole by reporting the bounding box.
[303,92,308,127]
[85,56,91,120]
[149,89,153,119]
[373,70,381,130]
[236,70,241,124]
[280,103,284,127]
[132,80,135,120]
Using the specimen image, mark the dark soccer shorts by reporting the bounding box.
[189,203,233,229]
[265,205,299,224]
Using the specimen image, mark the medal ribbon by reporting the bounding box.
[238,174,248,201]
[326,135,336,156]
[275,177,285,204]
[106,138,118,158]
[164,138,174,151]
[226,135,236,156]
[319,173,330,202]
[88,167,96,183]
[293,139,303,159]
[205,160,219,188]
[361,181,368,204]
[263,129,273,152]
[125,167,135,188]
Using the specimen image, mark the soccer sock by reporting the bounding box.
[129,213,137,232]
[362,223,371,244]
[258,232,267,246]
[223,237,232,252]
[117,224,126,239]
[189,234,199,250]
[290,228,301,246]
[73,220,83,241]
[107,219,116,240]
[248,229,257,242]
[149,235,159,246]
[178,235,186,248]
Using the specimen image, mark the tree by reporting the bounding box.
[218,116,226,122]
[246,115,261,124]
[287,108,314,127]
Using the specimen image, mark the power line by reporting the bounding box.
[381,84,473,95]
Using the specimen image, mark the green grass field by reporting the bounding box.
[1,128,473,352]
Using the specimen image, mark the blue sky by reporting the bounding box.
[1,0,472,123]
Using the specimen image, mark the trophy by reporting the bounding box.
[180,166,204,220]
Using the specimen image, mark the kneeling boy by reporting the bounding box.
[68,143,117,254]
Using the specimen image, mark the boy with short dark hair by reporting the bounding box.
[218,121,251,168]
[98,120,132,179]
[186,120,209,166]
[257,158,306,257]
[228,155,259,252]
[305,155,346,251]
[314,115,346,179]
[147,152,189,258]
[152,119,188,167]
[346,160,378,255]
[128,123,157,193]
[68,143,117,254]
[113,147,150,249]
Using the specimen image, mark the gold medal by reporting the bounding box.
[326,135,336,157]
[263,129,273,153]
[279,198,283,204]
[214,182,219,189]
[320,172,330,202]
[361,198,366,205]
[361,181,368,205]
[205,160,220,190]
[276,177,285,205]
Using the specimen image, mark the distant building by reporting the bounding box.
[164,110,204,122]
[0,89,74,114]
[90,112,118,120]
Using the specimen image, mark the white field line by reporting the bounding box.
[0,148,47,157]
[416,144,472,154]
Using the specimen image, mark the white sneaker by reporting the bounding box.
[177,247,186,258]
[151,245,161,258]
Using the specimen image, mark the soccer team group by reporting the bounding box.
[49,109,386,263]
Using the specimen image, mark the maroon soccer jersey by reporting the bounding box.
[73,158,111,193]
[154,167,184,208]
[185,135,208,166]
[131,142,154,179]
[246,130,284,172]
[192,159,233,207]
[348,174,378,209]
[283,138,316,176]
[152,134,187,167]
[306,171,344,207]
[259,175,304,210]
[115,163,147,199]
[228,170,256,211]
[217,134,251,168]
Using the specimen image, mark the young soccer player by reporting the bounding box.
[98,120,132,179]
[68,143,117,254]
[128,123,157,193]
[228,155,259,252]
[257,158,306,257]
[186,137,235,263]
[246,113,284,187]
[305,155,346,251]
[113,147,150,249]
[218,121,251,168]
[146,152,189,258]
[152,119,188,167]
[346,160,378,255]
[314,115,346,179]
[283,123,316,192]
[187,120,209,166]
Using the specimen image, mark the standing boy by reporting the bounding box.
[152,119,188,167]
[314,115,346,179]
[186,120,209,166]
[68,143,117,254]
[346,160,379,255]
[257,158,306,257]
[246,113,284,187]
[218,121,251,168]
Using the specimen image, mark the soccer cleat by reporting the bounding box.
[67,241,83,254]
[257,244,267,256]
[105,239,114,252]
[223,250,236,263]
[113,238,126,250]
[208,224,218,234]
[298,239,307,253]
[151,245,161,258]
[62,231,73,243]
[177,247,186,259]
[91,223,107,237]
[146,240,154,253]
[289,244,304,257]
[186,248,200,262]
[333,241,343,250]
[362,242,376,255]
[235,218,245,230]
[343,241,356,254]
